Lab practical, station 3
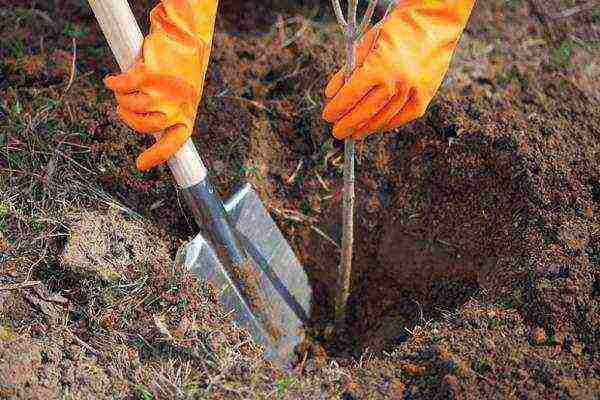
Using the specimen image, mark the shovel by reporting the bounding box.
[88,0,312,368]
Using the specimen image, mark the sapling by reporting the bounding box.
[325,0,475,332]
[329,0,379,329]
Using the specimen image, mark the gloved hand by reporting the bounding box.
[105,0,218,171]
[323,0,475,140]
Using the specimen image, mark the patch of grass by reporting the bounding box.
[300,199,312,216]
[592,9,600,24]
[496,68,519,86]
[498,293,521,310]
[135,385,154,400]
[506,0,522,11]
[7,153,24,169]
[473,359,493,375]
[7,38,26,58]
[415,239,433,251]
[45,97,61,109]
[131,170,145,181]
[316,139,334,171]
[2,100,26,132]
[177,298,189,313]
[550,40,576,68]
[0,198,10,225]
[167,281,182,294]
[73,125,90,140]
[412,182,427,205]
[9,99,22,118]
[39,118,60,136]
[13,8,37,24]
[243,162,263,181]
[542,230,560,246]
[84,44,106,58]
[29,216,45,234]
[487,316,502,329]
[276,376,295,395]
[63,23,89,39]
[120,311,133,330]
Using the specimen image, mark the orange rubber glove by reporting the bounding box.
[323,0,475,140]
[104,0,218,171]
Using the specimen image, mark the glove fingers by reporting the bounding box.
[322,69,376,124]
[385,88,427,129]
[117,106,168,133]
[136,124,189,171]
[353,81,410,139]
[355,26,380,67]
[324,27,380,101]
[325,70,344,100]
[332,85,393,139]
[115,92,153,114]
[104,65,145,93]
[140,74,198,104]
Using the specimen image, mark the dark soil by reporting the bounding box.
[1,0,600,398]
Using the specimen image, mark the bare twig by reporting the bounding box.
[384,0,397,19]
[270,207,340,250]
[55,149,95,175]
[72,333,101,355]
[214,94,271,113]
[64,38,77,94]
[0,281,41,291]
[330,0,347,26]
[359,0,379,32]
[412,299,426,325]
[285,160,304,184]
[295,348,309,374]
[276,14,285,46]
[348,0,359,28]
[550,1,599,19]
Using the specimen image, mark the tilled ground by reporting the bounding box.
[1,0,600,398]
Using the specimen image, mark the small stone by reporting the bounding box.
[391,378,406,398]
[439,374,461,399]
[401,362,427,376]
[531,327,547,345]
[341,392,358,400]
[548,331,563,346]
[366,195,380,213]
[570,342,583,356]
[304,359,316,373]
[345,376,360,394]
[430,344,450,362]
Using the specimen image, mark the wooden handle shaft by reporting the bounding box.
[88,0,207,188]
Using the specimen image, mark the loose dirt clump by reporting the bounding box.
[0,328,118,399]
[60,210,175,281]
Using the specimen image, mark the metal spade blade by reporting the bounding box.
[178,183,312,368]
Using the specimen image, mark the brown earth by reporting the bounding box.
[1,0,600,398]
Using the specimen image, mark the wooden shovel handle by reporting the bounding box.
[88,0,208,189]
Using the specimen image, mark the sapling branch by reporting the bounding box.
[359,0,379,33]
[384,0,397,19]
[330,0,347,26]
[348,0,359,28]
